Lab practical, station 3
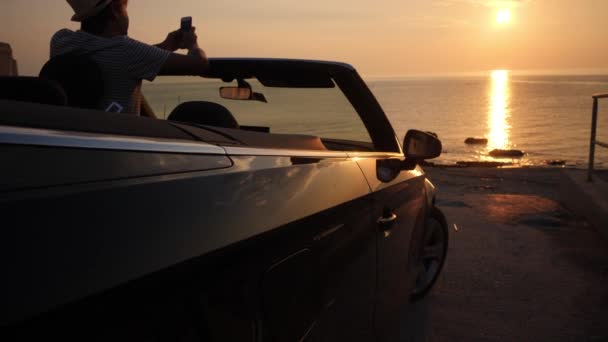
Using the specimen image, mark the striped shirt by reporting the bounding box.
[50,29,170,114]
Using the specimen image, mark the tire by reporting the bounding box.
[410,206,449,302]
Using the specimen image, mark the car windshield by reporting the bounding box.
[143,77,372,144]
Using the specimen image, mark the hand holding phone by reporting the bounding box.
[180,17,192,32]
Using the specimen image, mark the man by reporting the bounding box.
[51,0,209,114]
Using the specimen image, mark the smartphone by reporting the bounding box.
[180,17,192,32]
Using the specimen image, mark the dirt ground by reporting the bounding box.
[401,167,608,342]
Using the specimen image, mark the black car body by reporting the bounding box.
[0,58,447,341]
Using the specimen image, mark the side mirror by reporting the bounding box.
[377,130,442,183]
[403,130,442,169]
[377,158,403,183]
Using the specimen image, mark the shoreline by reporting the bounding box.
[421,160,578,169]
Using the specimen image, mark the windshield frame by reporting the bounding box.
[198,58,401,153]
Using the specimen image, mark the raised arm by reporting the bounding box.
[159,47,209,76]
[157,28,209,76]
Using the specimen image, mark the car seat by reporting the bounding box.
[0,76,67,106]
[39,54,103,109]
[168,101,239,129]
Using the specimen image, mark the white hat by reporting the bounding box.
[67,0,113,22]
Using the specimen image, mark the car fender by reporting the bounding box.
[424,177,437,210]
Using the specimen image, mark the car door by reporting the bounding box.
[215,148,378,342]
[351,152,428,342]
[0,132,376,342]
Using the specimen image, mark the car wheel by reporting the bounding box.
[410,206,448,301]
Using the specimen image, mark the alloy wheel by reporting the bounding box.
[411,210,448,299]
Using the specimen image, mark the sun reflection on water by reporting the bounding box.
[487,70,511,151]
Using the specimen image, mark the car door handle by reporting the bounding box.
[378,213,398,230]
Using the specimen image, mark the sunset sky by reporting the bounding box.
[1,0,607,76]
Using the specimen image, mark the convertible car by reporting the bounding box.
[0,58,448,341]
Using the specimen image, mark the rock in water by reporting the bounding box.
[456,161,511,167]
[465,137,488,145]
[489,149,524,158]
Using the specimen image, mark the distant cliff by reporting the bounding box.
[0,42,19,76]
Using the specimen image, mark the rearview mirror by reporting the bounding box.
[220,87,252,100]
[219,87,268,103]
[403,129,442,162]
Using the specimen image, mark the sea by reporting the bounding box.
[143,71,608,168]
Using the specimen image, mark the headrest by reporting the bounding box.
[168,101,239,129]
[0,76,67,106]
[39,54,103,109]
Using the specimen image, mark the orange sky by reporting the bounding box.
[1,0,607,76]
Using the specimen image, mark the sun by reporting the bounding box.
[496,9,511,24]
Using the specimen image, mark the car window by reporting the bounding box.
[143,77,373,147]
